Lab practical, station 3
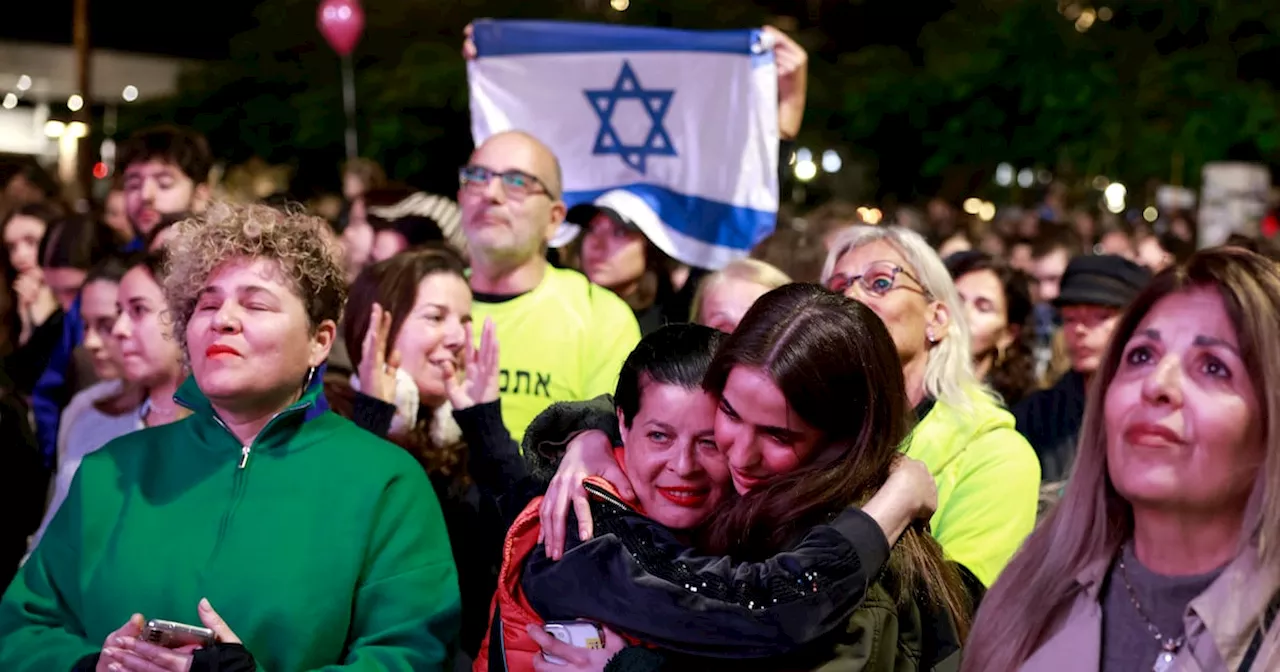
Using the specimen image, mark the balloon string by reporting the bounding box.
[342,54,358,161]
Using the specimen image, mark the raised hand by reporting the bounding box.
[446,318,500,411]
[462,22,477,60]
[358,303,401,404]
[762,25,808,141]
[14,270,57,335]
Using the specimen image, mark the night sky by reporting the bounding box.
[2,1,265,58]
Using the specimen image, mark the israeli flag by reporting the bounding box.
[467,20,780,270]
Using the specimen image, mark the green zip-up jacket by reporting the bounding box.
[0,374,461,671]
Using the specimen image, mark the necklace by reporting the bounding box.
[1117,551,1186,672]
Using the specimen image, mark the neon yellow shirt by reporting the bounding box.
[472,264,641,442]
[906,392,1041,587]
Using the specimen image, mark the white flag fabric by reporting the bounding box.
[467,19,780,270]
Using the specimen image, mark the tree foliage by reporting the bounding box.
[119,0,1280,201]
[803,0,1280,200]
[117,0,773,195]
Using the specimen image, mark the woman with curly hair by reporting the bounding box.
[0,203,461,672]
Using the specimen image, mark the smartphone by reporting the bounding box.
[141,619,215,649]
[541,620,603,665]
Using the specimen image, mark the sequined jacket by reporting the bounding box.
[520,481,965,671]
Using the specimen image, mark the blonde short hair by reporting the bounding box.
[690,258,792,322]
[822,225,991,413]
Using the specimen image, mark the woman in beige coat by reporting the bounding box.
[964,247,1280,671]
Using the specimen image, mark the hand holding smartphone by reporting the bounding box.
[541,620,604,665]
[141,619,216,649]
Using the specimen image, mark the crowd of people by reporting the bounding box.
[0,26,1278,672]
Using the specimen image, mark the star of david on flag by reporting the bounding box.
[585,61,677,175]
[467,20,780,270]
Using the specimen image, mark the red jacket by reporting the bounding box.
[474,469,638,672]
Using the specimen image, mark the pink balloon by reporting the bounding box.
[317,0,365,56]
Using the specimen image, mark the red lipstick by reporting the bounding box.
[656,487,710,508]
[205,344,241,358]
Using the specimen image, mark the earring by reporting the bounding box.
[926,329,937,344]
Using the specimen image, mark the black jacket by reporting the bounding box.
[521,482,965,671]
[1011,369,1088,518]
[0,379,44,590]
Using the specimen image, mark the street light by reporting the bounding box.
[122,85,139,102]
[16,75,31,91]
[2,93,16,110]
[1104,182,1126,214]
[995,163,1014,187]
[67,94,84,112]
[794,160,817,182]
[821,149,842,173]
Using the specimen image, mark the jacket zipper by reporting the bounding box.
[204,401,309,563]
[583,481,634,512]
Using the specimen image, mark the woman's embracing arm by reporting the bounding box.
[521,495,891,659]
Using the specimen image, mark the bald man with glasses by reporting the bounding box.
[457,131,640,441]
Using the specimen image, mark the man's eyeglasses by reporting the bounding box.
[458,165,558,200]
[826,260,932,299]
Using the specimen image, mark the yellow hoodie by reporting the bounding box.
[906,393,1040,587]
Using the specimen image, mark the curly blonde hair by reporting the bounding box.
[163,201,347,360]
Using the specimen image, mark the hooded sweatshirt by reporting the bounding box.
[908,392,1040,587]
[0,372,461,671]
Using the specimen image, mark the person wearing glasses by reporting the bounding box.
[457,131,641,440]
[821,225,1040,590]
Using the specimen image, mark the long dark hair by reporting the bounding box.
[339,245,471,487]
[700,282,971,636]
[614,323,724,428]
[944,251,1038,406]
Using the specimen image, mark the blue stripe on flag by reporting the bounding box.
[563,185,776,251]
[473,20,765,58]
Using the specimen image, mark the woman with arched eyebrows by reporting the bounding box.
[965,247,1280,671]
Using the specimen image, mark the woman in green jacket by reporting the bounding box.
[0,202,461,672]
